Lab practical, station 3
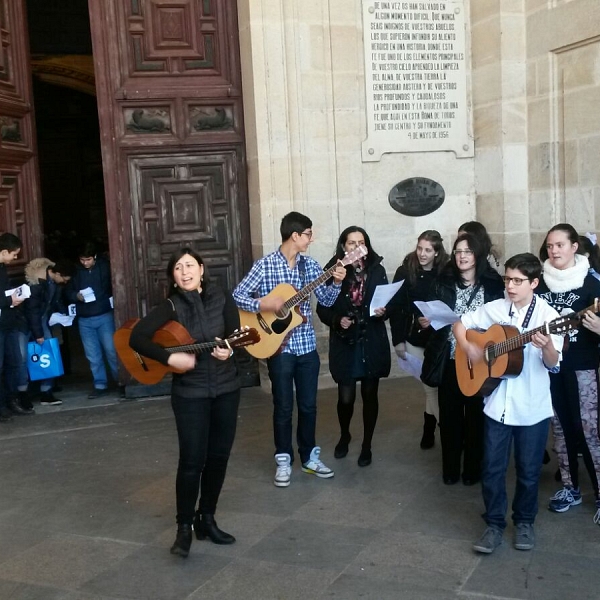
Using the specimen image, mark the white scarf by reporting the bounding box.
[542,254,590,293]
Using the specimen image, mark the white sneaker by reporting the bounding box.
[302,446,334,479]
[274,453,291,487]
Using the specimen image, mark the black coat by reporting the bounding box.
[316,254,391,384]
[25,271,67,339]
[424,266,505,363]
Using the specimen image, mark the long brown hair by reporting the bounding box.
[403,230,448,285]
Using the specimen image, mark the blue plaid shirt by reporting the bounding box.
[233,249,341,356]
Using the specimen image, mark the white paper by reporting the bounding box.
[414,300,460,330]
[80,287,96,303]
[5,284,31,300]
[49,312,75,327]
[397,354,423,381]
[109,296,114,309]
[369,280,404,316]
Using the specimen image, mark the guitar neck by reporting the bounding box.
[283,263,338,310]
[165,341,221,355]
[491,299,597,358]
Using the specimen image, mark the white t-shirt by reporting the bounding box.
[460,296,563,426]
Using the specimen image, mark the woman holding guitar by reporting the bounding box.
[129,248,241,558]
[316,226,390,467]
[389,230,449,449]
[423,233,504,485]
[537,224,600,523]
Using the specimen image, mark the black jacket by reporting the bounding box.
[424,266,505,362]
[388,264,438,347]
[129,283,240,399]
[25,270,67,339]
[65,256,113,318]
[316,254,391,384]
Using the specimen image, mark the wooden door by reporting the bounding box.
[0,0,43,264]
[88,0,251,321]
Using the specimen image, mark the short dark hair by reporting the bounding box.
[280,211,312,242]
[504,253,541,280]
[166,246,207,294]
[51,259,76,278]
[0,232,22,252]
[78,241,98,258]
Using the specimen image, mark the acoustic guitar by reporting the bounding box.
[455,299,599,397]
[114,319,260,385]
[238,245,369,359]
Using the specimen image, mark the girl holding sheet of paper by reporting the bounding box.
[424,233,504,486]
[316,226,390,467]
[389,230,448,450]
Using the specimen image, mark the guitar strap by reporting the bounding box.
[297,255,306,287]
[465,284,481,309]
[510,295,536,330]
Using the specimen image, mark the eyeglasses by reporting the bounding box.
[299,230,313,240]
[502,276,530,286]
[453,249,473,256]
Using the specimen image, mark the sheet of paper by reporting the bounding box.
[80,287,96,303]
[397,354,423,381]
[49,312,75,327]
[414,300,460,330]
[369,280,404,316]
[5,283,31,300]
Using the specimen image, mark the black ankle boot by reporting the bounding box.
[334,434,351,459]
[420,412,437,449]
[357,447,372,467]
[194,513,235,545]
[170,524,192,557]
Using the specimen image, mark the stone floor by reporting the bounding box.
[1,377,600,599]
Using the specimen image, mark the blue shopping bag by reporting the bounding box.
[27,338,64,381]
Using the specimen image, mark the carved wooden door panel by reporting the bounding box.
[88,0,251,322]
[0,0,43,264]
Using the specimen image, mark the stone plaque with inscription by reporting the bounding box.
[361,0,474,161]
[388,177,445,216]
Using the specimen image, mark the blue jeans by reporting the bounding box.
[267,350,320,464]
[78,312,119,389]
[482,415,550,531]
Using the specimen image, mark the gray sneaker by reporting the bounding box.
[514,523,535,551]
[473,526,503,554]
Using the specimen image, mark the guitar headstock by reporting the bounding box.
[549,314,579,336]
[341,244,369,266]
[228,326,261,348]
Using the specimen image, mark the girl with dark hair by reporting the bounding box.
[458,221,501,270]
[129,247,241,557]
[423,233,504,484]
[389,230,449,448]
[316,226,390,467]
[536,224,600,524]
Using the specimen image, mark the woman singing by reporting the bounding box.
[316,226,390,467]
[424,233,504,484]
[130,248,240,557]
[389,230,448,449]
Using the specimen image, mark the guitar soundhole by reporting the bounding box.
[271,311,293,334]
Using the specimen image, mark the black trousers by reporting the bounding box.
[438,359,484,481]
[171,390,240,525]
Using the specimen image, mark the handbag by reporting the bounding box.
[27,338,64,381]
[420,284,481,388]
[420,330,450,388]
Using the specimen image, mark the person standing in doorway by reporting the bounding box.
[233,212,346,487]
[66,241,119,398]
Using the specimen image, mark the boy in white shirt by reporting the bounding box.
[453,253,562,554]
